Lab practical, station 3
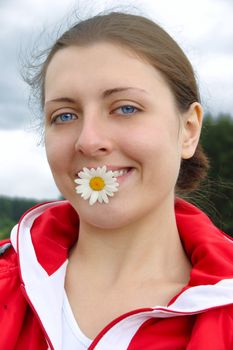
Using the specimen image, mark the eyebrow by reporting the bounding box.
[102,87,149,97]
[45,87,149,106]
[45,97,76,105]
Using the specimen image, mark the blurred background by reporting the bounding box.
[0,0,233,238]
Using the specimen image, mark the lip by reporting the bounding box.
[75,165,133,176]
[115,167,134,183]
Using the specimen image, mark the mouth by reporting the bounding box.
[74,165,134,205]
[112,167,133,178]
[75,166,134,178]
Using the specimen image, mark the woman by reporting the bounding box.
[0,12,233,350]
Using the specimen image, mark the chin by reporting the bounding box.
[73,200,133,229]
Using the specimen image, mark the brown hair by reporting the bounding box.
[26,11,209,193]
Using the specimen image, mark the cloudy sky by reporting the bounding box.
[0,0,232,200]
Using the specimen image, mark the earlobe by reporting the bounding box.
[181,102,203,159]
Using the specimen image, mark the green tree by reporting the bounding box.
[0,196,39,239]
[195,113,233,235]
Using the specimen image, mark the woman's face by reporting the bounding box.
[44,42,194,228]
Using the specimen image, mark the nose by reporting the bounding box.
[75,117,113,157]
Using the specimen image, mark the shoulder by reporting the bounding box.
[209,304,233,342]
[188,304,233,348]
[0,239,19,278]
[224,303,233,321]
[0,239,23,311]
[0,240,12,256]
[204,304,233,335]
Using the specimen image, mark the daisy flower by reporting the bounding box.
[74,166,119,205]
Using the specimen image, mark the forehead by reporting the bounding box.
[44,42,172,102]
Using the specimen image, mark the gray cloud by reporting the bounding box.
[0,103,30,129]
[0,66,31,130]
[0,0,233,134]
[0,26,29,129]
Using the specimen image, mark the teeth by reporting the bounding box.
[113,169,129,177]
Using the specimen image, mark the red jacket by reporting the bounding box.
[0,198,233,349]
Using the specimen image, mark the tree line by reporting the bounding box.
[0,197,39,239]
[197,113,233,235]
[0,113,233,240]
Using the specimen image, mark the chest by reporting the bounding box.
[65,278,185,340]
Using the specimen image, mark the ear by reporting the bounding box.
[181,102,203,159]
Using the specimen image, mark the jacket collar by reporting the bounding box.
[10,198,233,350]
[26,198,233,286]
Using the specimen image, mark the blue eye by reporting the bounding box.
[115,105,140,115]
[52,113,77,124]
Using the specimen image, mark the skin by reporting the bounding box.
[44,42,203,338]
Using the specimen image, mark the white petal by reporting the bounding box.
[75,186,86,194]
[104,172,114,180]
[77,186,92,199]
[105,181,118,187]
[100,191,109,203]
[83,167,91,174]
[90,168,97,176]
[83,192,91,200]
[103,196,109,204]
[97,193,103,203]
[83,187,92,196]
[106,179,118,187]
[75,178,89,185]
[89,191,99,205]
[105,185,118,192]
[105,190,114,197]
[75,183,88,190]
[78,172,91,179]
[99,169,105,176]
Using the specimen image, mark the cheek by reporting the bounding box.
[121,125,171,162]
[45,133,72,174]
[45,134,77,198]
[126,125,181,181]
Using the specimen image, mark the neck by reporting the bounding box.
[68,197,190,286]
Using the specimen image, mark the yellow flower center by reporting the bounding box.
[89,176,105,191]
